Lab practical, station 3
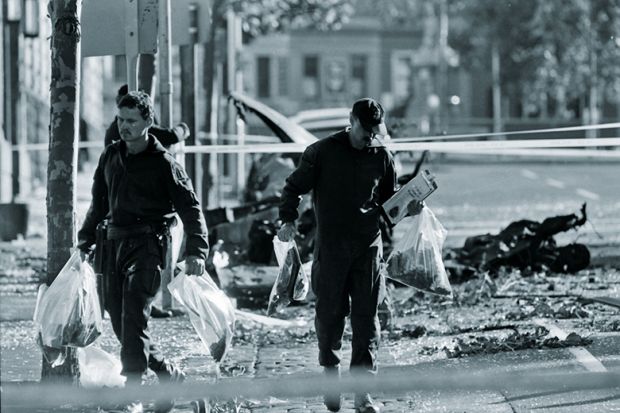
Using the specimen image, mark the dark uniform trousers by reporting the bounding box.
[313,233,384,377]
[103,227,173,383]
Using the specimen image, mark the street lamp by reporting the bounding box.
[23,0,40,37]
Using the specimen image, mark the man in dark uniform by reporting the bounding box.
[277,98,423,413]
[78,91,208,413]
[103,84,189,319]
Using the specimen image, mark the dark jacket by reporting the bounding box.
[279,129,397,243]
[104,118,183,148]
[78,135,209,260]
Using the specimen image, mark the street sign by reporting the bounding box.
[81,0,157,57]
[81,0,211,58]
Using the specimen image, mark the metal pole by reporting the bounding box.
[158,0,176,310]
[180,3,199,182]
[158,0,173,129]
[124,0,139,90]
[491,41,503,138]
[226,8,242,195]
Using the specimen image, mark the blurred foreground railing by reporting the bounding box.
[2,366,619,410]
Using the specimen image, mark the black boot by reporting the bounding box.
[153,362,185,413]
[323,365,342,412]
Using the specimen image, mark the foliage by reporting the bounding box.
[210,0,355,41]
[449,0,620,117]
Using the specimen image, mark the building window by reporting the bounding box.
[302,55,319,99]
[351,54,367,98]
[257,56,271,98]
[277,57,288,97]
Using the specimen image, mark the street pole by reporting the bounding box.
[491,40,503,138]
[124,0,139,91]
[437,0,448,134]
[4,6,22,199]
[226,8,243,196]
[158,0,178,310]
[180,3,199,183]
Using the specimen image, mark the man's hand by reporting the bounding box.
[407,200,425,217]
[277,222,297,242]
[185,255,205,276]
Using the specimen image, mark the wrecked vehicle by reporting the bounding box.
[446,203,590,281]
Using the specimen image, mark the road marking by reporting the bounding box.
[545,178,566,189]
[575,188,601,200]
[534,319,607,372]
[521,169,538,179]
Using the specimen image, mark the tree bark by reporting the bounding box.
[43,0,82,383]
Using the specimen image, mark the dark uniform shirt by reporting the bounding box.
[279,129,397,244]
[78,135,208,260]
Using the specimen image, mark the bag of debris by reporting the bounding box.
[168,264,236,363]
[78,346,126,388]
[268,238,309,315]
[34,250,103,349]
[386,207,452,297]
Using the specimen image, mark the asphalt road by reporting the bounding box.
[2,160,619,412]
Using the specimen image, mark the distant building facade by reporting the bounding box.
[239,3,619,138]
[1,0,112,200]
[241,9,472,137]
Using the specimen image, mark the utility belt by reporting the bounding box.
[106,222,167,240]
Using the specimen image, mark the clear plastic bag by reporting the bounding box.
[34,250,103,349]
[168,264,236,363]
[77,346,126,388]
[386,208,452,297]
[267,237,309,315]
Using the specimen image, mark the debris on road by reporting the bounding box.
[443,326,592,358]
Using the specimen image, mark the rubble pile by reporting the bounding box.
[443,326,592,358]
[505,299,591,320]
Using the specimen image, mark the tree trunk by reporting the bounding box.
[43,0,82,383]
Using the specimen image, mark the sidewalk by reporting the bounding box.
[0,306,518,413]
[3,283,620,413]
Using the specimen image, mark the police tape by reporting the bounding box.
[181,137,620,154]
[395,121,620,142]
[442,148,620,158]
[2,367,619,409]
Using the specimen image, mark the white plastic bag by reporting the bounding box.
[268,237,309,315]
[35,250,103,348]
[168,264,236,363]
[78,346,126,388]
[386,208,452,297]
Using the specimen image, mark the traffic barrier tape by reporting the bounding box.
[396,122,620,142]
[441,148,620,158]
[181,137,620,154]
[2,367,619,409]
[12,122,620,155]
